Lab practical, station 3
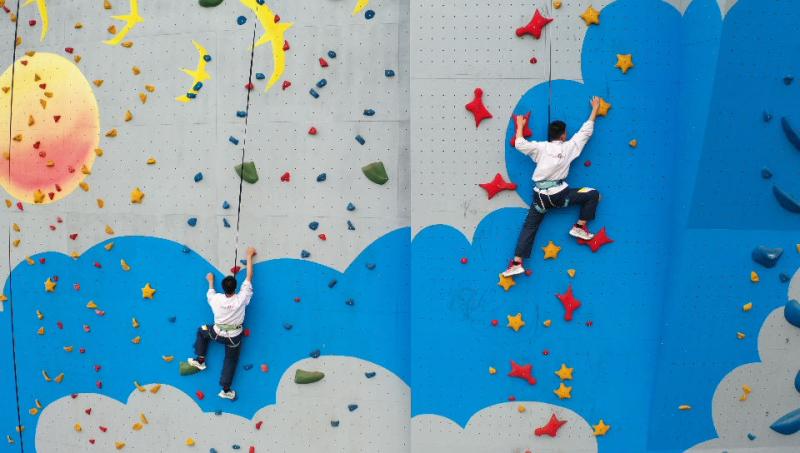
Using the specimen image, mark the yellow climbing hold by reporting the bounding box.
[36,310,43,320]
[74,423,82,432]
[132,66,140,75]
[629,139,638,148]
[121,41,133,48]
[105,225,115,235]
[139,92,147,103]
[35,400,42,409]
[555,363,574,381]
[131,336,141,344]
[162,355,174,362]
[93,79,104,87]
[149,384,161,394]
[54,373,63,383]
[121,260,131,271]
[134,381,145,392]
[105,242,114,251]
[107,24,117,34]
[86,301,98,309]
[597,97,612,116]
[488,367,496,375]
[132,422,143,431]
[141,283,156,299]
[12,134,21,142]
[506,312,525,332]
[553,0,561,8]
[28,408,38,416]
[593,419,611,436]
[567,269,576,278]
[743,302,753,312]
[517,404,526,413]
[12,223,19,232]
[131,187,144,203]
[146,157,156,165]
[105,128,118,137]
[104,0,112,9]
[185,438,195,446]
[70,251,80,259]
[78,181,89,192]
[74,22,83,29]
[37,327,45,335]
[27,115,34,126]
[740,384,752,401]
[750,271,759,283]
[25,257,34,265]
[95,147,104,157]
[63,346,73,352]
[145,84,155,92]
[554,382,572,399]
[97,198,105,208]
[679,405,692,411]
[115,442,126,450]
[44,278,56,292]
[124,110,133,122]
[543,319,552,327]
[81,164,91,175]
[542,241,561,259]
[737,332,746,340]
[140,413,149,424]
[12,239,20,247]
[497,273,515,292]
[132,317,139,328]
[615,54,634,74]
[580,5,600,25]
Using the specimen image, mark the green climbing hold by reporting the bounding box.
[294,369,325,384]
[361,161,389,185]
[179,361,202,376]
[199,0,224,6]
[235,162,259,184]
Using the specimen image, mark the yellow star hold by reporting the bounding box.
[580,6,601,25]
[555,363,574,381]
[750,271,759,283]
[488,367,496,375]
[740,384,751,401]
[597,97,612,116]
[44,278,56,292]
[593,419,611,436]
[743,302,752,312]
[498,273,516,291]
[141,283,156,299]
[615,54,634,74]
[131,187,144,204]
[506,313,525,332]
[554,382,572,399]
[542,241,561,259]
[33,189,45,204]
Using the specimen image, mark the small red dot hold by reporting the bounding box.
[529,57,537,64]
[260,363,269,372]
[195,390,204,400]
[524,269,533,276]
[243,328,251,337]
[318,234,327,241]
[70,394,78,399]
[508,395,516,401]
[57,321,63,329]
[584,160,591,167]
[98,426,107,432]
[308,127,317,135]
[28,19,36,26]
[283,40,290,51]
[542,349,549,356]
[585,320,593,327]
[245,82,255,91]
[282,80,291,90]
[73,283,80,291]
[16,201,23,211]
[39,258,45,264]
[95,380,102,389]
[94,365,101,372]
[319,58,329,68]
[293,297,301,302]
[280,172,291,182]
[64,47,73,54]
[491,319,498,326]
[460,257,468,264]
[274,14,280,23]
[57,216,63,223]
[89,439,95,444]
[231,266,241,274]
[53,275,59,281]
[93,262,101,268]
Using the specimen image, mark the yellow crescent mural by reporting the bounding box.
[103,0,143,46]
[240,0,292,91]
[352,0,370,15]
[22,0,49,41]
[176,40,211,103]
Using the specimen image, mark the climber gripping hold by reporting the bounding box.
[187,247,257,400]
[503,97,603,277]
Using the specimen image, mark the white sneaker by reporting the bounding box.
[502,261,525,277]
[187,358,206,371]
[218,389,236,400]
[569,225,594,240]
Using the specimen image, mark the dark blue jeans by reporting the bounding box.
[193,325,242,390]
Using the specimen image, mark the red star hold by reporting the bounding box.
[534,414,567,437]
[479,173,517,199]
[510,112,533,146]
[555,285,582,321]
[465,88,493,128]
[516,9,553,40]
[508,360,537,385]
[577,226,614,252]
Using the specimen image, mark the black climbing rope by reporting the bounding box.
[232,19,259,270]
[5,1,28,450]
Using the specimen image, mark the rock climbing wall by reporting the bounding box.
[2,0,800,452]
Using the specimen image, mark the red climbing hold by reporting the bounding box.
[555,285,582,321]
[319,58,328,68]
[94,365,101,372]
[586,320,593,327]
[38,83,46,90]
[282,80,291,90]
[524,269,533,276]
[85,408,92,415]
[93,262,101,268]
[55,184,62,192]
[584,160,591,167]
[508,360,536,385]
[479,173,517,199]
[274,14,280,23]
[98,426,107,432]
[16,201,23,211]
[308,127,317,135]
[244,328,251,337]
[255,421,263,430]
[318,234,327,241]
[280,172,291,182]
[231,266,241,275]
[28,19,36,26]
[577,226,613,252]
[283,40,290,51]
[508,395,516,401]
[33,141,40,149]
[79,348,86,353]
[249,447,255,453]
[96,381,102,389]
[509,111,533,146]
[534,414,567,437]
[196,390,205,400]
[491,319,498,326]
[89,439,95,444]
[245,82,255,91]
[73,283,80,291]
[460,257,468,264]
[39,258,45,264]
[64,47,74,54]
[516,9,553,40]
[465,88,493,128]
[530,56,538,64]
[542,349,549,356]
[54,115,61,123]
[57,321,63,329]
[71,394,78,399]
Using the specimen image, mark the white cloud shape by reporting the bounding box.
[687,270,800,452]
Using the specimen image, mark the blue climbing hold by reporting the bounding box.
[348,404,358,412]
[222,201,230,209]
[385,69,395,78]
[187,218,197,227]
[236,111,247,118]
[781,117,800,151]
[316,79,327,88]
[182,246,190,253]
[283,323,293,330]
[223,218,230,228]
[310,89,320,98]
[751,246,783,268]
[232,446,241,451]
[203,54,212,62]
[240,259,247,265]
[243,364,253,371]
[795,370,800,393]
[309,221,319,231]
[746,433,756,441]
[347,220,356,231]
[187,92,197,99]
[785,76,794,85]
[229,136,240,145]
[193,82,203,91]
[780,273,791,283]
[365,9,375,19]
[330,420,339,427]
[237,16,247,25]
[771,407,800,435]
[773,185,800,213]
[347,202,356,211]
[256,0,264,4]
[255,72,265,80]
[168,316,177,323]
[763,111,773,122]
[328,279,337,288]
[301,250,310,258]
[364,109,375,116]
[366,263,376,270]
[365,371,376,378]
[210,449,218,453]
[762,167,773,179]
[345,298,355,306]
[310,349,321,358]
[214,410,222,416]
[194,172,203,182]
[785,299,800,328]
[328,50,337,59]
[355,135,366,145]
[317,173,327,182]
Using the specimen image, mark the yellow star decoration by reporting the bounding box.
[554,382,572,399]
[555,363,574,381]
[131,187,144,204]
[141,283,156,299]
[240,0,293,91]
[580,6,601,25]
[615,54,634,74]
[44,278,56,292]
[352,0,370,15]
[104,0,144,46]
[542,241,561,259]
[498,273,516,291]
[176,40,212,103]
[597,97,612,117]
[593,419,611,436]
[506,313,525,332]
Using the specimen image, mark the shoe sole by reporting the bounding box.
[502,269,525,277]
[569,231,593,241]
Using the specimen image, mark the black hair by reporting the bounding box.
[548,120,567,141]
[221,276,237,295]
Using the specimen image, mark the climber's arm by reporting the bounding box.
[513,115,543,161]
[245,247,257,283]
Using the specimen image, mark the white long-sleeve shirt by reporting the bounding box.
[514,120,594,195]
[207,280,253,338]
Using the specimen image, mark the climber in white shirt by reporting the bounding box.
[503,97,603,277]
[188,246,256,400]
